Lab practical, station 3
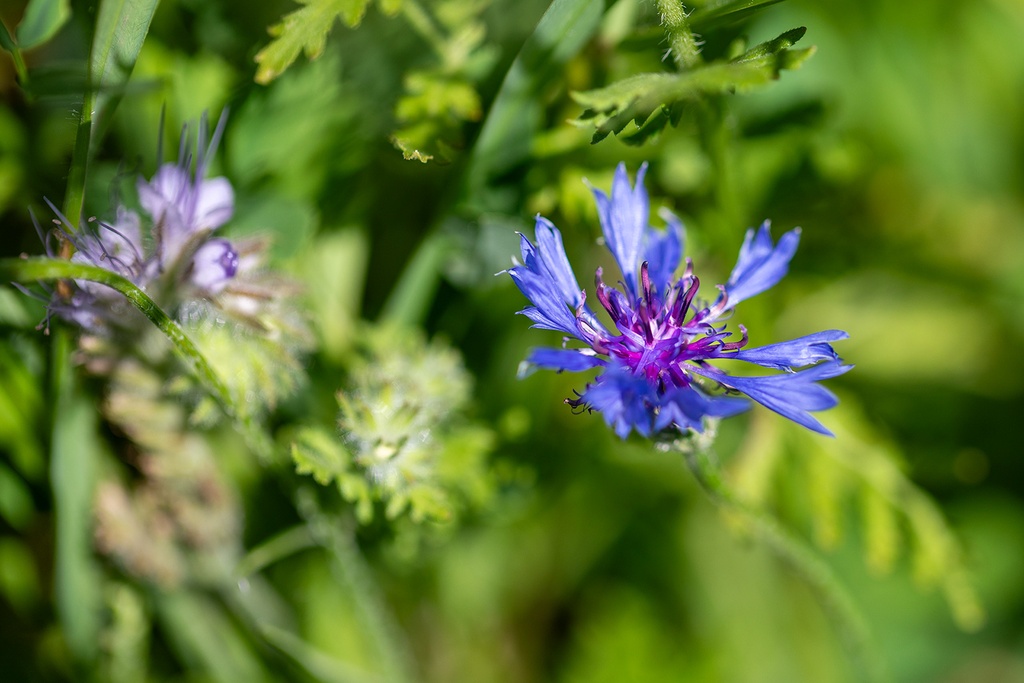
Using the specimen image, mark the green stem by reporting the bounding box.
[674,438,889,683]
[0,258,272,459]
[654,0,701,69]
[296,489,418,683]
[380,233,452,328]
[235,525,317,578]
[0,21,30,87]
[2,257,233,408]
[62,106,95,232]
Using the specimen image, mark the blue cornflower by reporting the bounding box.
[507,163,850,438]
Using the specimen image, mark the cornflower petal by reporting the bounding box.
[508,265,584,337]
[732,330,849,370]
[655,386,750,433]
[725,221,801,306]
[581,366,657,438]
[643,209,684,293]
[592,162,649,297]
[532,216,585,310]
[525,347,605,373]
[691,361,852,436]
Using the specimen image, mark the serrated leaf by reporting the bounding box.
[808,449,844,550]
[390,59,484,163]
[15,0,71,49]
[255,0,391,84]
[572,27,814,144]
[861,485,900,574]
[292,426,351,486]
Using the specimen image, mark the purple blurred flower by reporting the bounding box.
[34,111,241,331]
[507,163,850,438]
[137,112,235,271]
[190,238,239,294]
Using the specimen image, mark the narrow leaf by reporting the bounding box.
[689,0,786,31]
[51,330,103,663]
[466,0,611,198]
[90,0,158,130]
[260,623,381,683]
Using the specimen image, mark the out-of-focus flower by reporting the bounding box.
[189,238,239,294]
[507,162,850,438]
[37,111,242,330]
[136,113,234,270]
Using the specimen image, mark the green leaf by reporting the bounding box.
[260,623,379,683]
[0,463,33,530]
[51,331,104,663]
[0,538,40,615]
[89,0,159,142]
[733,399,987,632]
[158,592,270,683]
[254,0,396,84]
[391,70,482,163]
[292,426,351,486]
[572,27,815,144]
[465,0,611,200]
[688,0,786,31]
[15,0,71,49]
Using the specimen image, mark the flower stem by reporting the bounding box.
[295,488,418,683]
[0,257,271,457]
[674,437,889,683]
[0,22,30,88]
[654,0,702,69]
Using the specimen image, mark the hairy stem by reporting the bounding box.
[654,0,701,69]
[0,257,271,457]
[675,438,889,683]
[296,489,418,683]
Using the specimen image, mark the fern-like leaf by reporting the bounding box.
[572,27,815,144]
[254,0,402,84]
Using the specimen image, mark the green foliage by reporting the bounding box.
[392,70,482,162]
[390,0,497,162]
[573,27,814,143]
[5,0,1024,680]
[292,325,495,525]
[731,401,985,632]
[88,0,159,146]
[688,0,786,30]
[13,0,71,50]
[254,0,402,84]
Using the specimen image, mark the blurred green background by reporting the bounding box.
[1,0,1023,681]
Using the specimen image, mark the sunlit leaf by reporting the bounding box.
[292,426,352,486]
[572,27,814,144]
[254,0,401,85]
[90,0,159,134]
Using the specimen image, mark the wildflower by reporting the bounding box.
[38,111,241,330]
[507,163,850,438]
[136,113,234,271]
